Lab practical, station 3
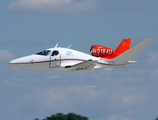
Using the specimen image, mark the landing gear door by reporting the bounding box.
[50,50,61,68]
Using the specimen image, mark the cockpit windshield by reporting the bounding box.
[36,50,51,56]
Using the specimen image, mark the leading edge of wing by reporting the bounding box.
[65,60,98,71]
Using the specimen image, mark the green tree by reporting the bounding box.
[53,113,67,120]
[35,113,89,120]
[67,113,77,120]
[156,117,158,120]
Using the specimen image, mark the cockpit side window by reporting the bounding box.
[51,50,59,56]
[36,50,51,56]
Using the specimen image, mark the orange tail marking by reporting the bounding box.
[99,38,131,60]
[113,38,131,57]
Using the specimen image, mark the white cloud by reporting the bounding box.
[102,0,158,12]
[23,85,100,110]
[4,78,25,87]
[108,114,119,120]
[0,50,15,63]
[146,53,158,64]
[46,76,61,79]
[120,117,130,120]
[149,68,158,77]
[5,0,99,14]
[4,0,158,15]
[122,95,135,105]
[127,67,158,80]
[108,114,130,120]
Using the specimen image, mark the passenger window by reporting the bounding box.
[66,51,72,55]
[51,51,59,56]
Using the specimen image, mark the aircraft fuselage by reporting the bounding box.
[9,48,99,71]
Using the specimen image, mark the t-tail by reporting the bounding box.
[91,38,152,67]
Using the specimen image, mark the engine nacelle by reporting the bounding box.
[90,45,114,57]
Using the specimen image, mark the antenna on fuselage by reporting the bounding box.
[55,43,58,48]
[67,44,72,49]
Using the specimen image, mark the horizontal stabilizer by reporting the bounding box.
[110,38,152,63]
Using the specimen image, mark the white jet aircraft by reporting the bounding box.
[9,38,152,71]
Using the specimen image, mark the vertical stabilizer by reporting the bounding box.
[113,38,131,56]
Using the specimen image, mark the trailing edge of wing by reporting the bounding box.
[109,38,152,63]
[65,60,98,70]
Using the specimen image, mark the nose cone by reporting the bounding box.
[9,56,33,69]
[9,58,23,68]
[9,59,19,64]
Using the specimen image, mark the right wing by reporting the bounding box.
[65,60,98,71]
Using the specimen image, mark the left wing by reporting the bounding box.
[65,60,98,71]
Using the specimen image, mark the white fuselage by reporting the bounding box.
[9,47,101,71]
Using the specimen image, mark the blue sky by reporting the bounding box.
[0,0,158,120]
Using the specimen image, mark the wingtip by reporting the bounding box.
[144,38,153,41]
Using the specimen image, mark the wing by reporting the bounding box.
[65,60,98,71]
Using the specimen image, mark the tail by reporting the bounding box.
[113,38,131,57]
[111,38,152,63]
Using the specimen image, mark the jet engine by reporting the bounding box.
[90,45,114,57]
